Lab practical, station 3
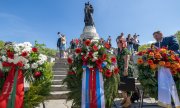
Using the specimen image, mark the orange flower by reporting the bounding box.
[165,62,171,67]
[171,63,177,69]
[147,60,154,65]
[149,52,154,57]
[160,48,167,53]
[150,64,157,70]
[170,55,176,61]
[137,58,143,64]
[159,61,165,66]
[155,53,162,59]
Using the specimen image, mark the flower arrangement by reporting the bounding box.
[64,39,120,108]
[136,47,180,98]
[67,40,119,78]
[0,42,47,80]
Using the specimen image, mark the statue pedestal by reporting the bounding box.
[80,26,99,41]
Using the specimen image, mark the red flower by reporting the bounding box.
[32,47,38,52]
[93,45,98,51]
[2,62,11,67]
[68,71,75,75]
[177,68,180,73]
[111,56,116,63]
[75,48,82,54]
[67,57,73,64]
[7,51,14,59]
[21,51,28,57]
[96,58,102,66]
[105,69,112,77]
[82,55,88,61]
[171,71,176,75]
[102,54,107,61]
[104,42,111,49]
[147,50,153,53]
[84,39,91,46]
[137,52,143,56]
[88,52,93,58]
[114,67,119,74]
[17,61,24,67]
[34,71,42,78]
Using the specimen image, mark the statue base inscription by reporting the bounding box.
[80,26,99,41]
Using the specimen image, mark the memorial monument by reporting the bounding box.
[80,2,99,40]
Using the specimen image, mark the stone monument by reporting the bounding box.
[80,2,99,40]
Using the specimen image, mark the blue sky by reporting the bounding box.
[0,0,180,49]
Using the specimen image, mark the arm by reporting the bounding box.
[123,54,130,76]
[168,36,179,51]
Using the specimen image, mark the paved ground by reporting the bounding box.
[37,98,163,108]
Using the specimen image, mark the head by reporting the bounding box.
[153,31,163,42]
[120,32,124,36]
[57,32,60,35]
[117,37,127,48]
[151,43,155,49]
[127,34,131,38]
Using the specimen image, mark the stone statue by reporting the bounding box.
[84,2,94,26]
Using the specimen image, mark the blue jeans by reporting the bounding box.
[128,44,133,54]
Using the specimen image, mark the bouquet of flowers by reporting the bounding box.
[0,42,47,80]
[64,39,120,108]
[67,40,119,77]
[136,47,180,98]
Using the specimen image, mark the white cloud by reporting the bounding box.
[148,41,156,44]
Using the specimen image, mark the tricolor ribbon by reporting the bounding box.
[158,67,180,108]
[81,66,105,108]
[0,64,24,108]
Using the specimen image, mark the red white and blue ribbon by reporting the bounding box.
[81,66,105,108]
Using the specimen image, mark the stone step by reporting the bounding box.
[53,68,68,71]
[52,80,63,85]
[53,75,66,80]
[53,71,67,75]
[51,85,68,91]
[53,63,69,68]
[47,91,69,100]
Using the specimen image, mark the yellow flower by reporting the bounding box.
[160,48,167,53]
[170,55,176,61]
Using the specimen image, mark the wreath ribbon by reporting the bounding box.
[81,66,105,108]
[0,63,24,108]
[158,67,180,108]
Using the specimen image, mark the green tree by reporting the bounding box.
[34,41,57,57]
[0,40,5,49]
[176,31,180,45]
[139,44,151,51]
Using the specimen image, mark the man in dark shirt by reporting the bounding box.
[57,32,62,58]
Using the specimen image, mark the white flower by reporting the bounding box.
[23,42,32,47]
[72,67,76,71]
[31,63,38,69]
[37,60,44,65]
[92,57,97,62]
[14,46,20,52]
[2,55,7,61]
[92,52,98,57]
[81,53,84,55]
[110,66,115,71]
[24,64,30,69]
[39,54,47,61]
[8,58,14,63]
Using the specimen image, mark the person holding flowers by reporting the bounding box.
[116,37,133,107]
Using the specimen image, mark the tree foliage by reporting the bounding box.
[34,41,57,57]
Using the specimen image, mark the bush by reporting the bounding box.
[24,62,53,108]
